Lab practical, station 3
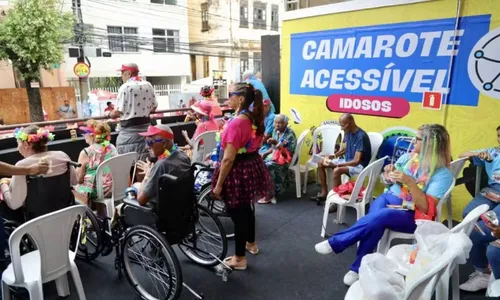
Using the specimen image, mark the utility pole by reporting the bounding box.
[72,0,89,102]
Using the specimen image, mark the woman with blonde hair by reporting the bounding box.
[315,124,454,286]
[74,120,118,204]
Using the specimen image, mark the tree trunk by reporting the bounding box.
[24,78,44,122]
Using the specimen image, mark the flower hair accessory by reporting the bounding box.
[14,128,55,142]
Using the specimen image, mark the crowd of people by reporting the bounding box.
[0,61,499,298]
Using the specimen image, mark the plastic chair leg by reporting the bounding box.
[26,280,44,300]
[321,198,333,238]
[447,200,453,229]
[335,204,346,224]
[70,262,87,300]
[1,280,11,300]
[377,230,390,254]
[435,269,450,300]
[303,164,310,194]
[294,170,302,199]
[55,273,70,297]
[326,169,333,191]
[451,267,460,300]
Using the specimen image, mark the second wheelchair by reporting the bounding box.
[77,164,230,300]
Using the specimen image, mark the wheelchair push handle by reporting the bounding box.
[68,161,81,168]
[192,162,215,173]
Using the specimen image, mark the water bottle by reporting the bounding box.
[210,145,219,162]
[115,122,121,132]
[125,187,138,201]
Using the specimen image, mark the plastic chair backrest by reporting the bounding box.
[367,132,384,163]
[436,178,456,212]
[96,152,137,201]
[404,238,469,300]
[311,125,343,156]
[192,130,218,163]
[157,167,196,245]
[24,163,75,221]
[452,204,489,234]
[347,156,387,204]
[450,157,468,179]
[8,205,86,284]
[290,128,310,167]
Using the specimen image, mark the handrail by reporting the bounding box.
[0,104,230,131]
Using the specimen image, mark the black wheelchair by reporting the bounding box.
[193,163,234,239]
[77,164,231,300]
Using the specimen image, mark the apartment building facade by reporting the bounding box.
[61,0,192,88]
[187,0,283,90]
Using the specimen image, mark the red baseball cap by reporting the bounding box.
[117,63,139,73]
[138,125,174,139]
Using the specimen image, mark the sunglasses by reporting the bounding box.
[229,92,243,97]
[145,138,166,146]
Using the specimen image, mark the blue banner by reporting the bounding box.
[290,15,491,107]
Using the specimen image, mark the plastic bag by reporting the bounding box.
[405,220,472,288]
[359,253,405,300]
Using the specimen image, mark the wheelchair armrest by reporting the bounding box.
[122,198,154,212]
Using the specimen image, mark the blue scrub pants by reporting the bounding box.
[328,193,417,273]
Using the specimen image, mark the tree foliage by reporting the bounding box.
[0,0,74,80]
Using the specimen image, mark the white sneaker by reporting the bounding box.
[314,240,333,255]
[459,271,490,292]
[343,270,359,286]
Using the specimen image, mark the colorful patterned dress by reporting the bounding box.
[264,127,297,195]
[75,142,118,199]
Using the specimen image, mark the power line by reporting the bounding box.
[86,0,282,32]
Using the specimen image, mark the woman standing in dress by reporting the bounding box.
[212,82,274,270]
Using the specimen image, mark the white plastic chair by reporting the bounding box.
[191,130,218,163]
[288,129,310,198]
[321,156,387,238]
[303,125,343,193]
[94,152,137,234]
[439,157,468,229]
[367,132,384,164]
[345,233,469,300]
[377,178,456,255]
[1,205,87,300]
[386,204,489,300]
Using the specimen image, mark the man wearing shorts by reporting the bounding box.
[311,113,371,209]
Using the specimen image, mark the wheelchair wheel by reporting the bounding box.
[179,204,227,267]
[76,207,103,261]
[122,225,183,300]
[197,185,234,239]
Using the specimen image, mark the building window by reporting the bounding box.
[253,2,267,30]
[107,26,138,52]
[240,52,249,78]
[152,29,180,53]
[271,4,279,31]
[253,52,262,74]
[150,0,177,4]
[203,56,210,78]
[240,1,248,28]
[201,3,209,32]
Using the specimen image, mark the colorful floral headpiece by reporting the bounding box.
[14,128,55,143]
[79,126,111,144]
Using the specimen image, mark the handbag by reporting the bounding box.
[333,181,365,201]
[414,195,437,221]
[272,147,292,165]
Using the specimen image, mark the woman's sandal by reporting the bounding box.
[223,256,247,270]
[246,244,260,255]
[258,198,272,204]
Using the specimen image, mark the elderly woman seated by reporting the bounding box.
[0,125,78,222]
[73,120,118,205]
[258,114,297,204]
[314,124,454,286]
